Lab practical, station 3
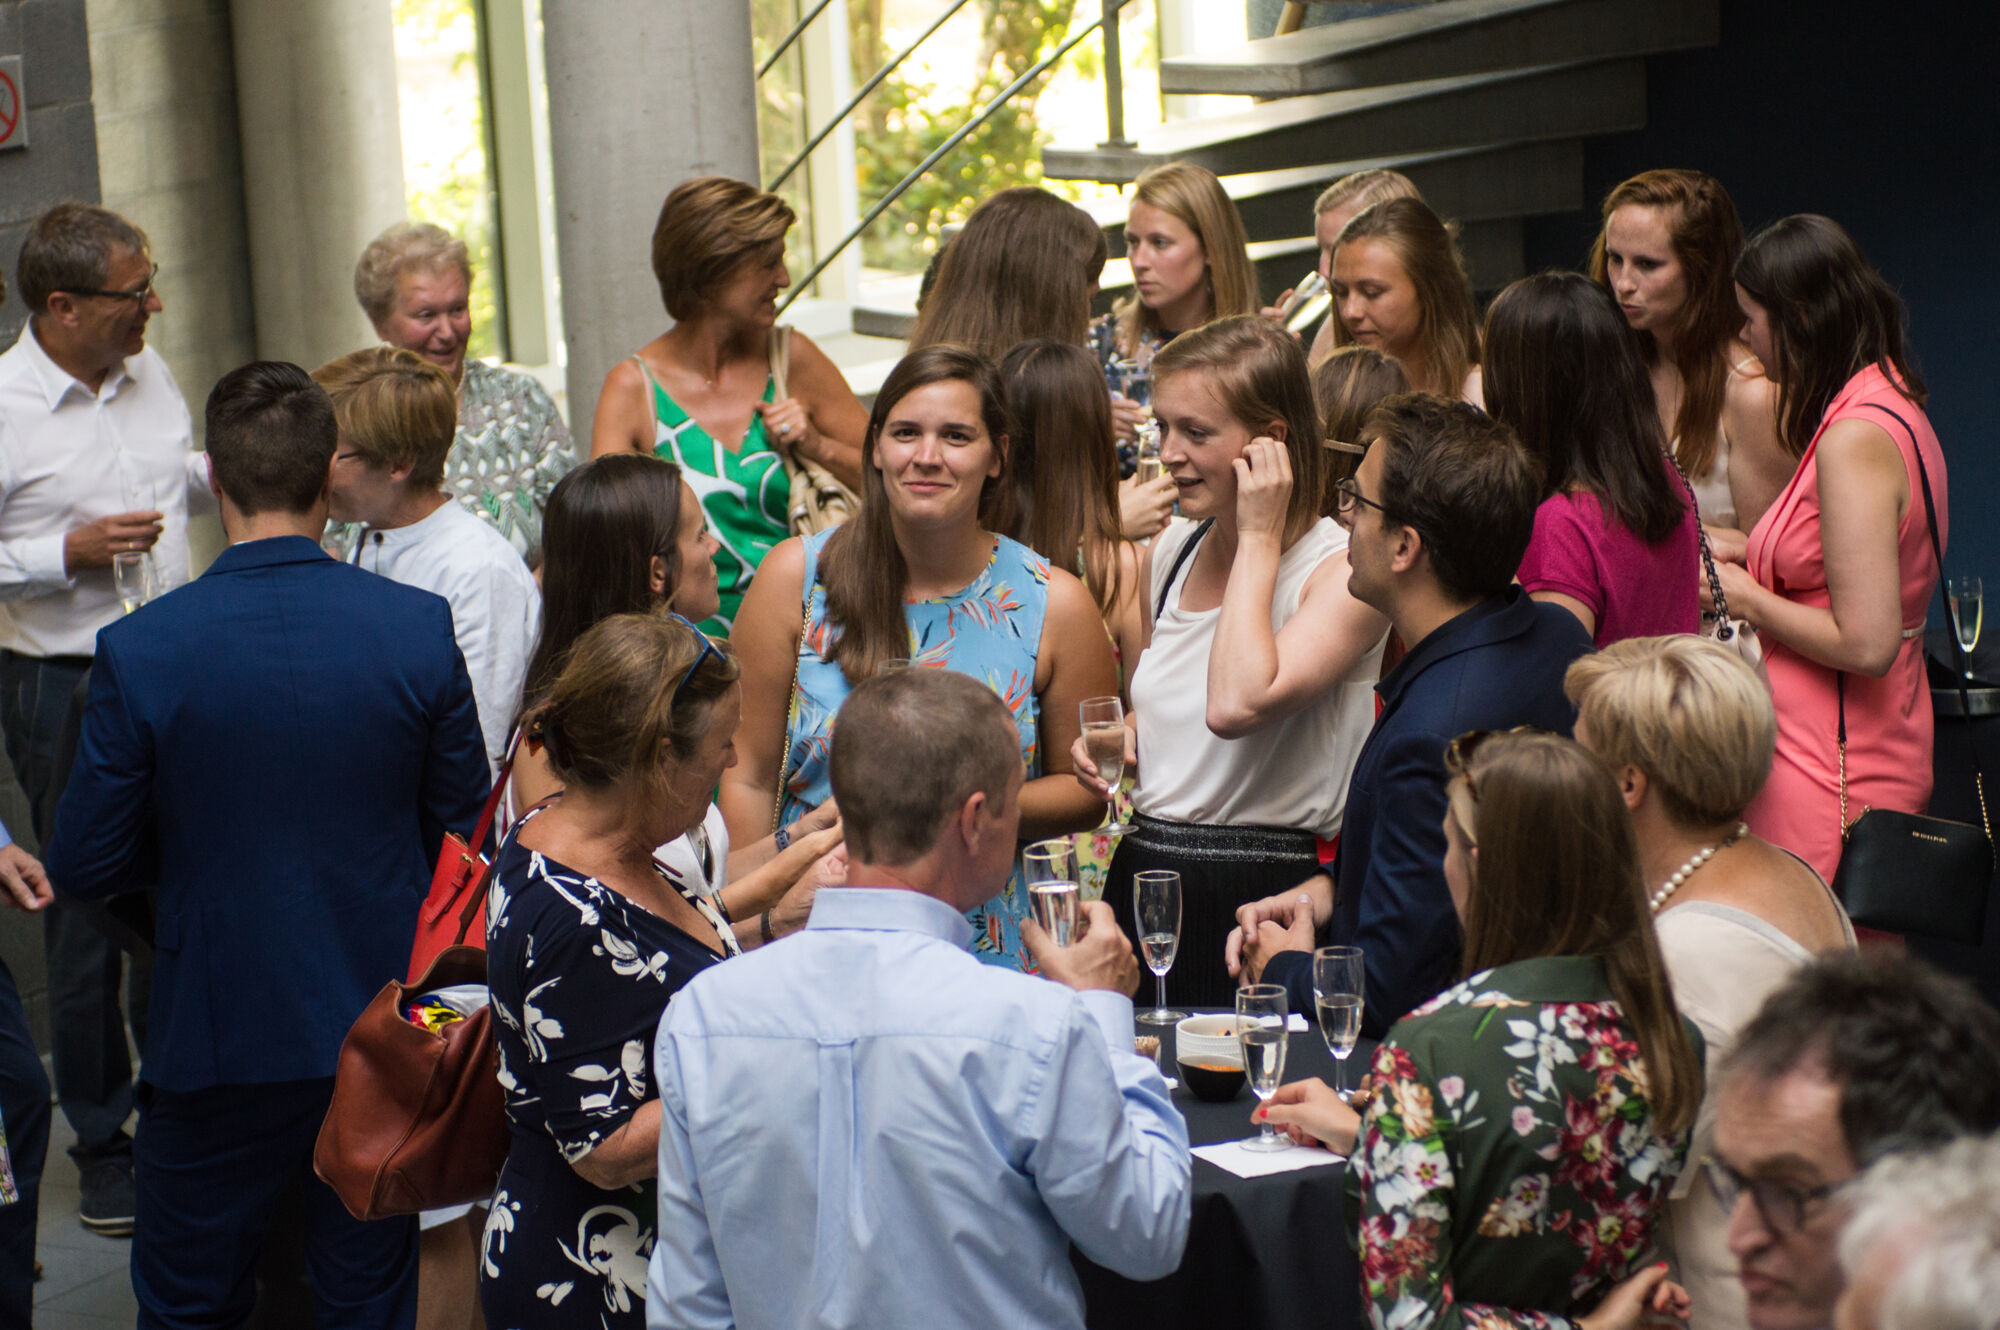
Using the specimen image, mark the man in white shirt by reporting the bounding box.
[0,203,212,1235]
[651,668,1190,1330]
[313,347,540,773]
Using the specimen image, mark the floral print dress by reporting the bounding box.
[1345,956,1699,1329]
[480,805,725,1330]
[779,527,1049,970]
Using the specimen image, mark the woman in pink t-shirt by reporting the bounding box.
[1483,272,1700,645]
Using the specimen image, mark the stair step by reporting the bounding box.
[1043,58,1645,182]
[1079,141,1581,248]
[1162,0,1715,97]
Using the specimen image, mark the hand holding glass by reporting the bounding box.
[1023,839,1080,947]
[1132,869,1185,1026]
[1079,696,1131,835]
[1313,946,1365,1102]
[1237,984,1293,1151]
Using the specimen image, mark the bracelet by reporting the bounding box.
[773,824,791,853]
[759,910,776,945]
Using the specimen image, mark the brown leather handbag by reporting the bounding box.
[315,878,509,1220]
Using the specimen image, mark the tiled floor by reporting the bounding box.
[33,1112,140,1329]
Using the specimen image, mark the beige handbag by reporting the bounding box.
[769,326,859,535]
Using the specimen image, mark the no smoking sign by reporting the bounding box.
[0,57,24,153]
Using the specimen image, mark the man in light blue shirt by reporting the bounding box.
[650,669,1190,1330]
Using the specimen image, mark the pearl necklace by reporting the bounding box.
[1649,823,1749,913]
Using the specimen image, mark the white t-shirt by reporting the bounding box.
[352,499,540,774]
[1129,517,1382,838]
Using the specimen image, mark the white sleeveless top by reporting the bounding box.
[1670,356,1762,532]
[1129,517,1383,837]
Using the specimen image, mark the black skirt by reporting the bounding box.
[1102,814,1325,1011]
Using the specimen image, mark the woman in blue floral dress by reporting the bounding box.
[721,345,1119,971]
[1256,730,1704,1330]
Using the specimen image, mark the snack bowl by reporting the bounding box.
[1175,1056,1246,1103]
[1174,1013,1242,1066]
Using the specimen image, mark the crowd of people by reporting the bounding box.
[0,147,1988,1330]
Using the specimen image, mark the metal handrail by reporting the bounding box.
[777,0,1126,315]
[767,0,978,193]
[756,0,837,79]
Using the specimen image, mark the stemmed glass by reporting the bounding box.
[1079,696,1131,835]
[1313,946,1366,1103]
[1023,839,1080,948]
[1131,869,1185,1026]
[1949,576,1982,678]
[1236,983,1292,1151]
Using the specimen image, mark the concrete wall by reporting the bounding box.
[0,0,102,346]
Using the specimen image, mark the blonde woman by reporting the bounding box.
[1566,635,1853,1330]
[1326,197,1483,405]
[1306,169,1421,366]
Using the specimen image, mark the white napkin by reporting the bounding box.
[1192,1139,1345,1179]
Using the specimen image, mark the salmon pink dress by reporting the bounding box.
[1744,365,1945,881]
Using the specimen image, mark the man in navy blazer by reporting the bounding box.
[1233,395,1593,1035]
[48,362,489,1330]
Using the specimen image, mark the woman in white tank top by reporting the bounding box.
[1071,317,1389,1007]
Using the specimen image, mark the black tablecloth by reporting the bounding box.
[1076,1014,1373,1330]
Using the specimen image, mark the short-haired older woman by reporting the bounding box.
[482,612,745,1330]
[353,221,575,557]
[1566,635,1853,1330]
[590,177,870,635]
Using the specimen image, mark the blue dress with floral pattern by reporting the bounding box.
[780,527,1048,970]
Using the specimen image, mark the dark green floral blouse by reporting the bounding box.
[1344,955,1700,1329]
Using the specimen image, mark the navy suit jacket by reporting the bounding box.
[48,536,489,1092]
[1266,589,1594,1035]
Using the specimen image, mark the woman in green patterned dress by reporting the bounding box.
[1256,730,1703,1330]
[590,177,868,636]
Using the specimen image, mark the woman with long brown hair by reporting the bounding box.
[721,345,1117,970]
[1591,169,1790,540]
[1325,197,1483,404]
[907,187,1107,360]
[1258,729,1701,1330]
[1717,215,1947,882]
[1310,344,1408,509]
[1071,317,1388,1007]
[1305,170,1422,366]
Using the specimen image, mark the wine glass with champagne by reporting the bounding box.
[1131,869,1185,1026]
[1079,696,1131,835]
[1312,945,1365,1104]
[1236,983,1292,1151]
[1023,839,1080,948]
[1949,575,1982,679]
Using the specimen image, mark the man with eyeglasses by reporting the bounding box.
[0,202,213,1236]
[1225,394,1593,1034]
[1709,950,2000,1330]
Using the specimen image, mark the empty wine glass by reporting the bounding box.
[1949,576,1982,678]
[1079,696,1131,835]
[1236,983,1292,1151]
[1313,945,1365,1103]
[1023,839,1080,947]
[112,551,153,615]
[1132,869,1185,1026]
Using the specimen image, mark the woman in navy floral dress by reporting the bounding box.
[1257,730,1704,1330]
[480,613,742,1329]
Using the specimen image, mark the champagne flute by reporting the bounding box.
[1132,869,1185,1026]
[1236,983,1293,1151]
[1023,839,1080,947]
[1134,423,1164,484]
[1949,576,1982,678]
[112,552,150,615]
[1079,696,1130,835]
[1313,945,1365,1103]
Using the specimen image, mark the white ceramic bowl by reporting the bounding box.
[1174,1013,1243,1068]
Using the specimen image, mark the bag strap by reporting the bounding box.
[467,737,521,862]
[769,325,792,402]
[454,794,556,946]
[1838,401,1990,841]
[1153,519,1214,621]
[1667,450,1734,638]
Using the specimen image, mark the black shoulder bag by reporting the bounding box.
[1829,403,1992,939]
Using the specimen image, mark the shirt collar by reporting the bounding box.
[13,322,134,412]
[805,887,975,950]
[367,496,459,551]
[1379,587,1535,709]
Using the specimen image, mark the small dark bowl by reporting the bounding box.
[1176,1059,1245,1103]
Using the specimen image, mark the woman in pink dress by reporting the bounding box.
[1716,215,1945,881]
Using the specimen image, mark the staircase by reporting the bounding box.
[1041,0,1719,299]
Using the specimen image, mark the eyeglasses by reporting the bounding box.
[1700,1156,1842,1235]
[669,613,722,710]
[1332,476,1390,529]
[62,263,160,304]
[1443,726,1551,801]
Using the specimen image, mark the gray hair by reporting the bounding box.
[16,203,150,315]
[352,221,470,325]
[1837,1132,2000,1330]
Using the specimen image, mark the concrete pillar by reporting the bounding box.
[542,0,759,433]
[228,0,406,370]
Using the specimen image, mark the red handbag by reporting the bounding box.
[408,745,515,982]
